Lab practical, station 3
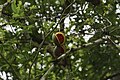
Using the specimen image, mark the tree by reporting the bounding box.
[0,0,120,80]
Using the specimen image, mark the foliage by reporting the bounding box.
[0,0,120,80]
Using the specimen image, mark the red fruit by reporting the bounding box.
[53,46,65,58]
[52,32,65,46]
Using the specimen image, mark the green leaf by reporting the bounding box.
[60,0,64,5]
[12,13,20,18]
[11,0,17,13]
[30,5,37,10]
[7,0,11,2]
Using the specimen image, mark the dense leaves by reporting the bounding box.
[0,0,120,80]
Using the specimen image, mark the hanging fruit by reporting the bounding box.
[52,32,65,46]
[53,46,65,58]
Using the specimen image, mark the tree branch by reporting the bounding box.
[107,36,120,51]
[71,38,103,52]
[40,64,54,80]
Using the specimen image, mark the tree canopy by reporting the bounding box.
[0,0,120,80]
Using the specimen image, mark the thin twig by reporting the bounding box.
[107,36,120,51]
[72,38,103,52]
[60,0,75,18]
[40,64,54,80]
